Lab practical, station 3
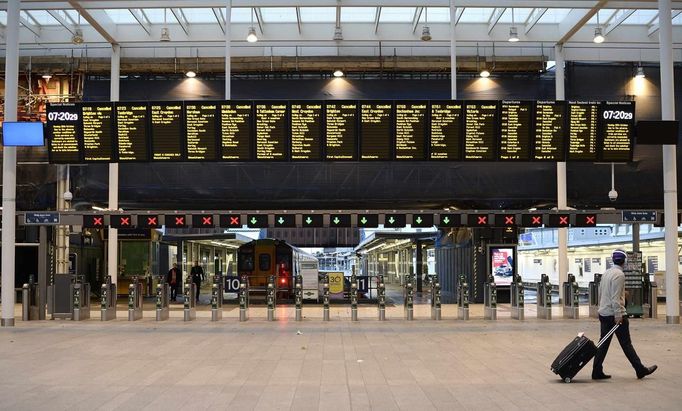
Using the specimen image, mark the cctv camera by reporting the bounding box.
[608,189,618,202]
[63,191,73,202]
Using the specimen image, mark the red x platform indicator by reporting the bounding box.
[164,215,187,228]
[139,215,160,229]
[521,214,544,227]
[192,214,214,228]
[574,214,597,227]
[220,214,242,228]
[548,214,571,228]
[83,215,105,228]
[494,214,517,227]
[110,215,133,229]
[467,214,490,227]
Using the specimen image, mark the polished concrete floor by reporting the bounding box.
[0,303,679,411]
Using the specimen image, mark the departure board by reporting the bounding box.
[116,103,149,161]
[47,103,81,163]
[568,101,599,161]
[395,101,427,160]
[185,102,218,161]
[601,101,635,162]
[360,102,392,160]
[255,102,288,160]
[534,101,566,161]
[464,101,498,160]
[430,101,463,160]
[290,102,323,161]
[499,101,532,161]
[81,103,114,162]
[220,102,252,161]
[150,103,184,161]
[325,102,357,160]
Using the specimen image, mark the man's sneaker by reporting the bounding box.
[637,365,658,379]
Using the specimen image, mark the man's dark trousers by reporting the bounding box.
[593,315,646,375]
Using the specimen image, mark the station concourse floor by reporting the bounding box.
[0,303,680,411]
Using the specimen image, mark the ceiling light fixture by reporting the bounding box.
[247,7,258,42]
[635,65,645,79]
[160,9,171,42]
[333,69,344,77]
[42,73,52,80]
[593,27,605,43]
[480,69,491,78]
[421,8,432,41]
[71,29,84,45]
[508,26,519,42]
[185,70,196,78]
[333,26,343,41]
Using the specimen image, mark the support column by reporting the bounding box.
[449,1,457,99]
[658,0,680,324]
[225,0,232,99]
[416,241,423,292]
[1,0,20,327]
[633,224,640,254]
[108,45,120,287]
[555,44,569,302]
[38,226,48,320]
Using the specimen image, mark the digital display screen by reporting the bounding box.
[325,102,357,160]
[601,101,635,162]
[464,101,497,160]
[150,102,184,161]
[499,101,532,161]
[290,101,323,161]
[430,101,463,160]
[80,103,114,161]
[568,101,599,161]
[185,102,218,161]
[220,102,252,161]
[116,103,149,161]
[395,101,427,160]
[47,103,81,163]
[489,246,515,286]
[2,121,44,147]
[534,101,566,161]
[255,102,288,160]
[360,102,392,160]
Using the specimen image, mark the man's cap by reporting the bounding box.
[612,249,627,264]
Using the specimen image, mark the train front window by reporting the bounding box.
[239,254,254,271]
[259,254,271,271]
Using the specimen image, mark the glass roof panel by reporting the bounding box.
[27,10,65,25]
[379,7,417,23]
[587,9,618,24]
[230,8,253,23]
[182,8,219,24]
[141,9,166,24]
[64,10,80,24]
[104,9,138,24]
[537,9,572,23]
[260,7,298,23]
[498,8,533,24]
[623,10,658,24]
[0,11,7,26]
[673,12,682,24]
[300,7,336,23]
[459,8,495,23]
[418,7,450,23]
[341,7,376,23]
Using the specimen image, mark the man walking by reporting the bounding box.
[592,249,657,380]
[166,263,180,301]
[190,261,205,304]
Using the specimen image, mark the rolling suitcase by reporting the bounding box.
[551,324,619,383]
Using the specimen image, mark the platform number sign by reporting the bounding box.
[224,276,241,293]
[356,276,370,293]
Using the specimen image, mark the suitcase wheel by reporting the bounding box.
[564,377,572,383]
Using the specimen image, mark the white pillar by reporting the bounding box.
[108,45,120,286]
[449,2,457,99]
[555,44,569,300]
[1,0,20,327]
[658,0,680,324]
[225,0,232,99]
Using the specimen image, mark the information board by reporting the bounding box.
[499,101,532,161]
[325,102,357,160]
[220,102,252,161]
[116,103,149,161]
[430,101,463,160]
[568,101,600,161]
[81,102,114,162]
[290,101,323,161]
[395,101,427,160]
[150,102,184,161]
[601,101,635,162]
[360,102,392,160]
[464,101,497,160]
[534,101,566,161]
[185,102,218,161]
[255,102,288,160]
[47,103,81,163]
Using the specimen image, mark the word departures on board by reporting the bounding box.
[46,100,635,164]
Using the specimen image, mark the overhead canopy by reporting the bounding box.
[355,230,438,255]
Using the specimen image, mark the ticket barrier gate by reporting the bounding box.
[404,274,414,321]
[239,275,249,322]
[295,274,303,321]
[267,276,276,321]
[127,276,144,321]
[322,275,330,321]
[430,275,441,321]
[536,274,552,320]
[562,274,580,319]
[588,274,601,319]
[643,278,658,319]
[48,274,86,320]
[72,280,91,321]
[378,275,387,321]
[211,275,224,322]
[350,273,359,321]
[510,274,524,320]
[22,276,41,321]
[156,279,170,321]
[100,276,117,321]
[457,275,470,320]
[484,278,497,320]
[183,283,196,321]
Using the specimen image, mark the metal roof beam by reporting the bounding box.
[254,7,264,34]
[20,15,42,37]
[128,9,151,36]
[67,0,118,44]
[649,10,682,36]
[412,7,424,33]
[487,7,505,34]
[453,7,464,25]
[557,0,608,45]
[604,9,636,35]
[295,6,301,34]
[374,6,382,34]
[212,7,226,34]
[525,7,547,34]
[46,9,77,35]
[170,8,190,36]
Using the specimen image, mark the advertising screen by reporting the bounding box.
[2,121,44,147]
[489,246,516,286]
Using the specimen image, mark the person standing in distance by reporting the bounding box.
[592,249,657,380]
[190,261,205,304]
[166,262,181,301]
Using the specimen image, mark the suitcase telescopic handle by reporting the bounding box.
[596,324,620,348]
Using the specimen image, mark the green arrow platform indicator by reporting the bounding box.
[305,217,313,225]
[360,217,368,225]
[388,216,396,224]
[277,217,285,225]
[442,216,450,225]
[333,217,341,225]
[250,217,258,225]
[415,216,423,225]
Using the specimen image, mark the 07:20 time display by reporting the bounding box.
[602,110,633,120]
[47,111,79,122]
